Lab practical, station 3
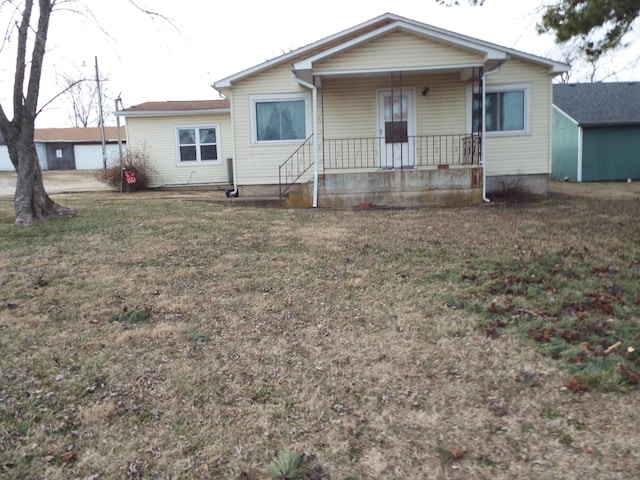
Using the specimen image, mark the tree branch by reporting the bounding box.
[36,77,85,117]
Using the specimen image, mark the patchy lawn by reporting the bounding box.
[0,190,639,479]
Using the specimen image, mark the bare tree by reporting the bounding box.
[0,0,75,226]
[0,0,170,226]
[59,67,112,128]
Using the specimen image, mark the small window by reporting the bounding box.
[470,84,529,135]
[250,94,310,143]
[176,126,220,163]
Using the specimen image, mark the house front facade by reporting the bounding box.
[214,13,568,207]
[119,13,567,206]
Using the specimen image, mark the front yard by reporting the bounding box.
[1,188,639,479]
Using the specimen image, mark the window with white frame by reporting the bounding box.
[470,83,530,134]
[250,94,310,143]
[176,126,220,163]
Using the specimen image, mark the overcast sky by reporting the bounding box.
[1,0,638,127]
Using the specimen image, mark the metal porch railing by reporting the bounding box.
[278,135,314,199]
[278,134,481,198]
[322,134,481,170]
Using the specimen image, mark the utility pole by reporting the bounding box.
[115,97,125,193]
[95,56,107,172]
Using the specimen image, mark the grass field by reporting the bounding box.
[1,189,639,479]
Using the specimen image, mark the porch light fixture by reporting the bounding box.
[422,86,430,96]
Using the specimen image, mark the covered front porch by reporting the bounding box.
[280,67,490,207]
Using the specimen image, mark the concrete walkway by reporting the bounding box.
[0,170,108,199]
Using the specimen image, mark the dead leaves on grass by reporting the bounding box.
[436,444,466,468]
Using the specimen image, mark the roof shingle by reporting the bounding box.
[553,82,640,126]
[122,100,230,113]
[34,127,126,142]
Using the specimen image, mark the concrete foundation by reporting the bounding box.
[312,166,483,208]
[485,174,549,196]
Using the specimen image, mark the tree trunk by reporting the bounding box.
[13,138,76,226]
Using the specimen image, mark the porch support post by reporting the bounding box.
[293,73,319,207]
[311,84,319,207]
[481,66,488,202]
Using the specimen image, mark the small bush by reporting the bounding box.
[97,146,154,192]
[490,178,537,204]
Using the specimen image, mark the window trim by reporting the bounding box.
[249,93,311,145]
[467,82,531,136]
[175,125,221,165]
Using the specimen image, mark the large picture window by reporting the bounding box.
[470,83,530,135]
[250,94,310,143]
[176,126,220,163]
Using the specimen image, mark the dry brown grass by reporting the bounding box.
[1,190,639,479]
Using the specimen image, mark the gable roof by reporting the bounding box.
[214,12,568,89]
[553,82,640,127]
[118,99,230,117]
[34,127,125,143]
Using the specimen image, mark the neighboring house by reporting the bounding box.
[117,100,232,189]
[122,13,568,207]
[552,82,640,182]
[0,130,10,171]
[0,127,126,171]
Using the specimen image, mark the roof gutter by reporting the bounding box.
[293,72,319,208]
[116,108,230,118]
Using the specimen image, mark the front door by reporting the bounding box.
[378,90,415,168]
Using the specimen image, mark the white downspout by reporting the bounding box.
[294,75,319,208]
[217,90,238,197]
[481,65,501,203]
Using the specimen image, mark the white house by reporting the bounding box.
[121,13,569,207]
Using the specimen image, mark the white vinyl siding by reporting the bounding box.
[314,30,484,74]
[225,37,554,185]
[321,74,468,139]
[125,113,231,188]
[481,59,552,176]
[231,65,312,185]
